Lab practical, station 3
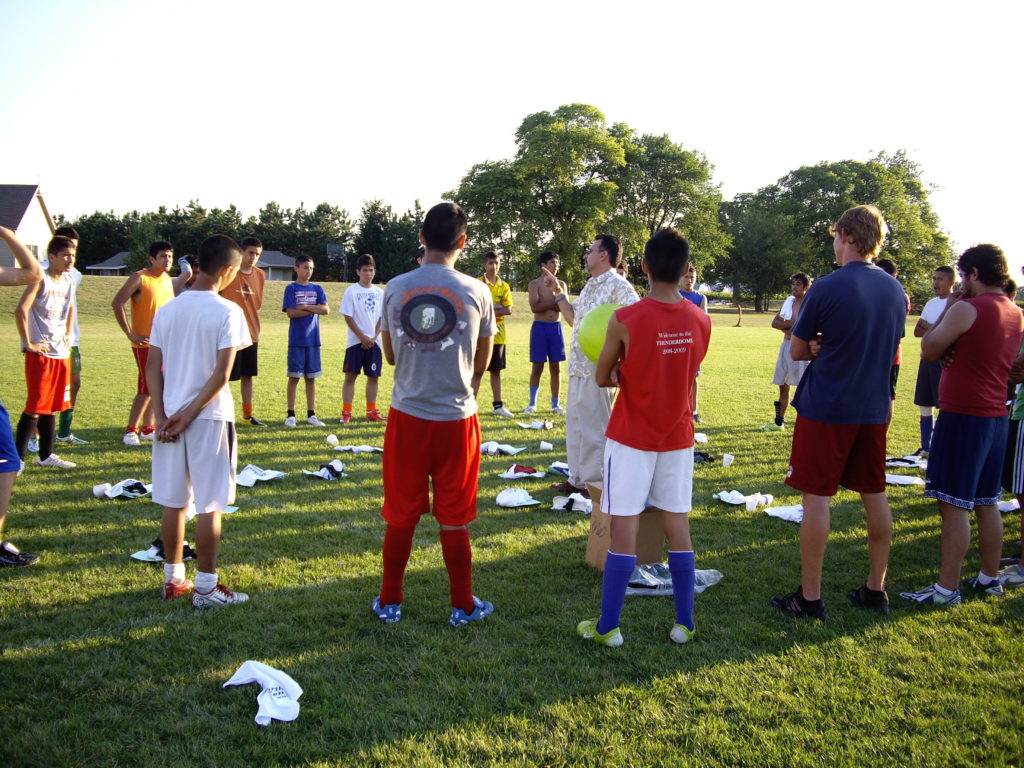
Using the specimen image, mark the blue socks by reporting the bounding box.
[668,550,695,631]
[596,551,636,635]
[920,416,933,452]
[528,386,539,407]
[551,396,560,409]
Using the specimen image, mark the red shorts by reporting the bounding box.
[133,346,150,395]
[381,409,481,527]
[785,415,888,496]
[24,354,71,415]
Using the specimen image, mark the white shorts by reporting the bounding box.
[601,438,693,516]
[152,419,237,513]
[772,338,808,387]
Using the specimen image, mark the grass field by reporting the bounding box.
[1,276,1022,768]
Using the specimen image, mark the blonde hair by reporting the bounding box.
[829,205,889,258]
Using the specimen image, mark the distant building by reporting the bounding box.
[260,250,295,281]
[84,251,130,276]
[0,184,54,267]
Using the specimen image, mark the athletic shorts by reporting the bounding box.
[287,346,322,378]
[889,364,900,400]
[0,397,19,473]
[381,408,481,528]
[343,343,382,377]
[602,438,693,516]
[530,321,566,363]
[925,411,1007,510]
[229,342,258,381]
[913,359,942,408]
[70,346,82,375]
[785,414,887,496]
[487,344,506,373]
[132,346,150,395]
[152,419,238,513]
[24,353,71,416]
[772,338,808,387]
[1001,417,1024,495]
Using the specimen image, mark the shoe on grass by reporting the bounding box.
[248,416,266,427]
[999,563,1024,588]
[284,416,297,427]
[551,405,566,416]
[36,453,76,468]
[163,579,193,600]
[961,576,1005,598]
[340,412,352,424]
[371,596,402,624]
[670,623,695,644]
[366,410,387,422]
[0,541,39,568]
[55,434,88,444]
[847,584,890,613]
[192,583,248,610]
[522,405,537,414]
[27,438,38,453]
[770,587,829,620]
[140,431,155,442]
[492,406,514,417]
[899,584,962,605]
[306,415,326,427]
[450,596,493,626]
[123,431,142,446]
[759,423,784,431]
[577,618,624,647]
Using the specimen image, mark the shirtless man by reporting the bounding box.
[524,251,567,415]
[762,272,811,431]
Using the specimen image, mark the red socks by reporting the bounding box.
[440,528,474,613]
[379,524,415,606]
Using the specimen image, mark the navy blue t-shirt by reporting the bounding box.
[791,261,906,425]
[282,282,327,347]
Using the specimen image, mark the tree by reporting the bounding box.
[353,200,421,282]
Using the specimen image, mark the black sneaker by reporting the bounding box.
[770,586,829,620]
[0,541,39,568]
[151,538,197,562]
[961,576,1005,598]
[248,416,266,427]
[847,584,890,613]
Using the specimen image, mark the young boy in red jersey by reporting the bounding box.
[578,227,711,647]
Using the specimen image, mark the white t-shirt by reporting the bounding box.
[40,262,82,346]
[921,296,949,325]
[25,271,74,359]
[149,291,251,422]
[339,283,384,348]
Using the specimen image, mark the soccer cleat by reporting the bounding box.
[307,416,326,427]
[163,579,193,600]
[999,564,1024,588]
[140,430,155,442]
[670,623,695,644]
[551,405,566,416]
[847,584,890,613]
[0,541,39,568]
[192,583,249,610]
[492,406,514,418]
[365,410,387,422]
[55,434,88,444]
[123,431,142,446]
[36,454,76,468]
[961,576,1005,598]
[759,423,784,431]
[248,416,266,427]
[340,411,352,424]
[26,438,38,453]
[450,595,494,626]
[770,587,829,620]
[899,584,962,605]
[577,618,624,647]
[522,405,537,414]
[284,416,297,427]
[371,596,402,624]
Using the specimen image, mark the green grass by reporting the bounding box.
[1,277,1022,767]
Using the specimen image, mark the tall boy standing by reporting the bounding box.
[472,251,514,416]
[339,254,386,423]
[761,272,811,431]
[372,202,497,626]
[911,265,955,456]
[525,251,566,414]
[220,236,267,426]
[578,227,710,647]
[52,225,87,445]
[282,255,328,427]
[149,235,252,609]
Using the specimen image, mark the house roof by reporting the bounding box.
[0,184,41,230]
[258,250,293,267]
[85,251,130,270]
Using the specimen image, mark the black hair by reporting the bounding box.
[643,228,689,283]
[483,251,499,263]
[294,254,314,266]
[421,202,468,252]
[958,244,1010,288]
[1005,279,1018,299]
[791,272,811,287]
[537,250,559,266]
[595,234,621,268]
[876,258,897,277]
[935,265,954,278]
[198,235,241,275]
[54,226,80,240]
[47,235,76,256]
[240,236,263,250]
[355,254,376,270]
[149,241,173,258]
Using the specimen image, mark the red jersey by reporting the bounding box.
[605,297,711,451]
[938,293,1023,417]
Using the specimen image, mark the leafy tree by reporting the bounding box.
[353,200,422,282]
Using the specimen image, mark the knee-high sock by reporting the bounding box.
[440,528,474,613]
[15,413,38,458]
[668,550,696,631]
[920,416,933,451]
[379,524,416,606]
[37,414,56,459]
[528,386,539,407]
[596,551,636,635]
[57,407,74,438]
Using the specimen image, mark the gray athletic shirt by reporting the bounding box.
[381,263,497,421]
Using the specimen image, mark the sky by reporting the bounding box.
[1,0,1019,272]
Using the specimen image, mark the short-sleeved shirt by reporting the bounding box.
[920,295,949,325]
[282,282,327,347]
[568,270,640,378]
[339,283,384,348]
[381,263,497,421]
[790,261,906,425]
[220,267,266,342]
[25,272,74,359]
[679,289,704,309]
[150,291,251,422]
[481,275,513,345]
[130,270,174,348]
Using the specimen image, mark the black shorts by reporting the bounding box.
[487,344,506,373]
[343,343,382,377]
[229,342,258,381]
[889,364,900,400]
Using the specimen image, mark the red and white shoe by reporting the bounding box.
[366,410,387,422]
[163,579,193,600]
[340,411,352,424]
[192,583,249,611]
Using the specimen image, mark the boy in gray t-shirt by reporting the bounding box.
[372,203,497,627]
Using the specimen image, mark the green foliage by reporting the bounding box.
[352,200,422,282]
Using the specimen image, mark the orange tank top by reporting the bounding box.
[131,271,173,347]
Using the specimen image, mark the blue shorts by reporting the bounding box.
[343,343,382,377]
[287,346,322,378]
[530,321,566,363]
[0,396,19,473]
[925,411,1008,509]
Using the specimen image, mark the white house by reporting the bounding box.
[260,250,295,281]
[0,184,54,267]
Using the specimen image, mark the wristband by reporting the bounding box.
[555,294,567,303]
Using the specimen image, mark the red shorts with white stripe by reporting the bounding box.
[132,346,150,395]
[24,353,71,415]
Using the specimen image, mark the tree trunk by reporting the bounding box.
[754,291,765,312]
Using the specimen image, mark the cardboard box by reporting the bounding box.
[584,486,666,570]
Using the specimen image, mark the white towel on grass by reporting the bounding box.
[223,661,303,726]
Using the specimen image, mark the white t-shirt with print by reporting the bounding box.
[339,283,384,348]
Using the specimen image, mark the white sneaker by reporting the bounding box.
[140,430,155,442]
[492,406,514,418]
[284,416,297,427]
[55,434,88,444]
[551,406,566,415]
[522,405,537,414]
[36,453,76,468]
[123,432,142,446]
[26,438,39,453]
[998,564,1024,588]
[192,583,249,611]
[307,415,326,427]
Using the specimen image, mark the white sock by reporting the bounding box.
[164,562,186,583]
[934,582,955,596]
[195,570,218,593]
[978,570,998,585]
